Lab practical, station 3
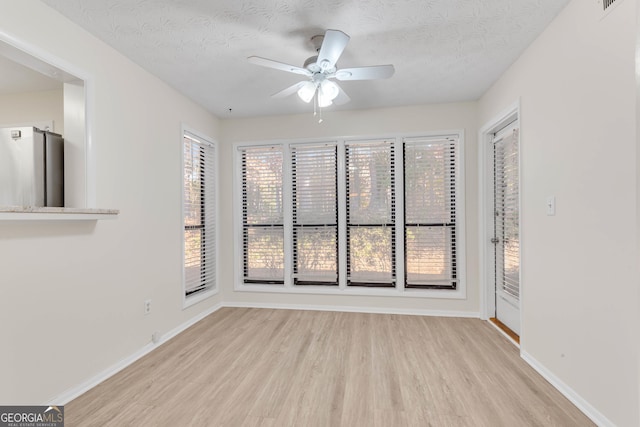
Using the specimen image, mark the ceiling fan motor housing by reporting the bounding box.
[304,55,336,74]
[247,29,394,107]
[304,34,338,73]
[303,55,319,71]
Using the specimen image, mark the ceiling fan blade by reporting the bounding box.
[332,83,351,105]
[335,65,395,81]
[271,81,307,98]
[248,56,311,76]
[317,30,350,70]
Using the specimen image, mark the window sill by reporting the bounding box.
[235,282,466,300]
[0,206,119,220]
[183,287,218,309]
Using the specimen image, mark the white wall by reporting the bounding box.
[220,102,480,314]
[479,0,638,425]
[63,80,86,207]
[0,89,63,134]
[637,1,640,421]
[0,1,221,404]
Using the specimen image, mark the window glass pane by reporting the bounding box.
[292,145,336,224]
[184,228,203,291]
[495,131,520,299]
[245,227,284,281]
[347,142,394,224]
[294,226,337,283]
[404,142,454,224]
[405,226,454,285]
[184,143,203,227]
[348,226,394,285]
[243,147,283,225]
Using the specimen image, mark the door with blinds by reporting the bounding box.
[493,126,520,335]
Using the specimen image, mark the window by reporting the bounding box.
[235,133,464,297]
[404,137,458,289]
[291,143,338,286]
[346,140,396,287]
[241,146,284,284]
[183,130,217,302]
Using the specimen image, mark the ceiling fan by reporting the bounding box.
[248,29,395,110]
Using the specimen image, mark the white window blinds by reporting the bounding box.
[345,140,396,286]
[403,137,458,289]
[183,132,216,296]
[494,129,520,300]
[241,146,285,283]
[236,134,463,294]
[291,143,338,285]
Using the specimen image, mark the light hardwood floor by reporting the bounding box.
[66,308,593,426]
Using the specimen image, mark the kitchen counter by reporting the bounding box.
[0,206,119,220]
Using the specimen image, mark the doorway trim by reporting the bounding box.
[478,100,521,338]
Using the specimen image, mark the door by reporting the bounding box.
[493,125,520,335]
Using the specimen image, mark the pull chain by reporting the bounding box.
[313,91,317,117]
[312,90,323,123]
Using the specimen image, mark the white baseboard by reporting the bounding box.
[222,301,480,318]
[46,302,224,405]
[521,351,615,427]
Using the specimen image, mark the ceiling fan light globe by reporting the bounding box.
[320,79,340,101]
[297,81,316,103]
[318,91,333,108]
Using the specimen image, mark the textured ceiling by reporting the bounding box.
[40,0,570,118]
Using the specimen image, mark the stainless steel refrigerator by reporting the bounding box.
[0,126,64,207]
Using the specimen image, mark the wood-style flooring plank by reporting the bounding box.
[65,308,594,427]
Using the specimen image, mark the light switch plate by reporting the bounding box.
[546,196,556,216]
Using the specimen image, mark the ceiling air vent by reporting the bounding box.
[597,0,623,19]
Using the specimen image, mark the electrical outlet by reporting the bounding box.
[144,299,151,315]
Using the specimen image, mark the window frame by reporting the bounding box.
[182,125,219,308]
[233,132,466,300]
[403,136,459,290]
[291,142,340,286]
[240,145,286,285]
[345,139,397,288]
